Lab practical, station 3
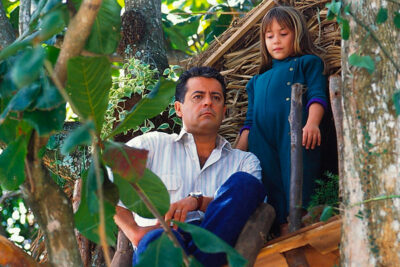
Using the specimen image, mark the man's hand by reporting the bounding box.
[164,197,198,229]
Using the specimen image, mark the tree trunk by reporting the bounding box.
[341,1,400,266]
[0,0,16,50]
[22,132,82,267]
[122,0,168,72]
[19,0,31,35]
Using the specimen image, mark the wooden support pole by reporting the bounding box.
[288,83,305,233]
[110,230,133,267]
[235,203,276,267]
[284,83,309,267]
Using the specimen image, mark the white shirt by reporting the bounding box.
[126,129,262,203]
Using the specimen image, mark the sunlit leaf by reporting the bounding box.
[75,170,117,246]
[320,206,334,222]
[103,141,148,182]
[0,136,27,190]
[10,46,46,89]
[136,233,183,267]
[113,169,170,218]
[23,104,66,136]
[61,121,94,155]
[85,0,121,54]
[108,78,175,138]
[376,8,388,24]
[348,53,375,74]
[174,221,247,267]
[65,56,111,132]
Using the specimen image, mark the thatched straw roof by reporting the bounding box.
[187,0,341,144]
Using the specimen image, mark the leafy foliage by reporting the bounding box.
[308,172,339,209]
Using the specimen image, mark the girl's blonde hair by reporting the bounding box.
[259,6,325,74]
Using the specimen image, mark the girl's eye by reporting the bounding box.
[266,35,273,39]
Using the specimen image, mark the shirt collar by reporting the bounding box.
[174,128,232,151]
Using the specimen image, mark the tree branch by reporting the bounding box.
[54,0,103,86]
[19,0,31,36]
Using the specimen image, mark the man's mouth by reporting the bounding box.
[200,110,215,117]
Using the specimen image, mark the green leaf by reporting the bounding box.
[86,158,105,213]
[75,170,117,246]
[340,19,350,40]
[394,11,400,29]
[61,121,94,155]
[65,56,111,132]
[113,169,170,218]
[320,206,333,222]
[0,116,18,144]
[45,46,60,66]
[23,104,66,136]
[0,38,32,61]
[37,10,65,41]
[188,256,203,267]
[0,136,27,190]
[157,123,170,130]
[10,46,46,89]
[136,233,183,267]
[376,8,388,24]
[109,78,176,138]
[34,75,64,110]
[0,83,41,124]
[172,117,182,126]
[85,0,121,54]
[348,53,375,74]
[174,222,247,267]
[103,141,148,182]
[392,90,400,116]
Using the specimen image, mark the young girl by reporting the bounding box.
[236,6,328,234]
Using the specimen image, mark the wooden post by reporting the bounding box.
[288,83,305,233]
[235,203,276,267]
[110,230,133,267]
[284,83,309,267]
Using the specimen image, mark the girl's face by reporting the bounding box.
[264,19,295,60]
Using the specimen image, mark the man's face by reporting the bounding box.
[174,77,226,136]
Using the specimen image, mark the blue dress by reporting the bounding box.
[244,55,327,224]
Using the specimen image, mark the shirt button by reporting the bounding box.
[286,98,290,101]
[294,59,297,61]
[287,82,291,86]
[289,67,294,71]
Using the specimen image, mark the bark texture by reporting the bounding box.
[123,0,168,72]
[22,132,82,267]
[19,0,31,35]
[341,1,400,266]
[0,0,16,50]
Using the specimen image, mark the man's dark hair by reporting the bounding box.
[175,66,226,103]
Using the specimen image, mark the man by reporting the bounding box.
[113,66,266,266]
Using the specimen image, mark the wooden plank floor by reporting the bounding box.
[254,216,341,267]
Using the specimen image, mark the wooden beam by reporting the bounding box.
[204,0,275,67]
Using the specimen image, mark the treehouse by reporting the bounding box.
[187,0,342,265]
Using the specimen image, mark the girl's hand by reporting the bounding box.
[302,123,321,150]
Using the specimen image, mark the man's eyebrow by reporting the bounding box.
[191,91,206,95]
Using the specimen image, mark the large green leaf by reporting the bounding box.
[348,53,375,74]
[85,0,121,54]
[0,136,27,190]
[10,46,46,89]
[0,83,41,124]
[108,78,175,138]
[136,233,183,267]
[113,169,170,218]
[61,121,94,155]
[103,141,148,182]
[23,104,66,136]
[75,170,118,246]
[174,222,247,267]
[376,8,388,24]
[65,56,111,132]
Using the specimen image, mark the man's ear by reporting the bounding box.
[174,101,183,117]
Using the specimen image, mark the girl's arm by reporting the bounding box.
[303,103,324,149]
[236,129,249,151]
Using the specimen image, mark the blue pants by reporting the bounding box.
[133,172,267,267]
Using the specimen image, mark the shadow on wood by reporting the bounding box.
[235,202,275,266]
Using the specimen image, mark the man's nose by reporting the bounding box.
[203,94,213,106]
